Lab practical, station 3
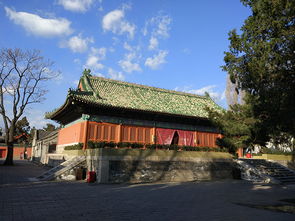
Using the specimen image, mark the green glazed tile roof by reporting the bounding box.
[47,74,222,120]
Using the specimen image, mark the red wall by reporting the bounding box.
[57,122,85,145]
[0,146,32,159]
[56,121,222,149]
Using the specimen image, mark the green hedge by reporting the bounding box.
[64,143,83,150]
[87,141,228,152]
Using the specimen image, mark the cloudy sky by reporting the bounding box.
[0,0,250,129]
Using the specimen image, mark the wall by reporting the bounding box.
[86,121,221,147]
[57,122,85,152]
[0,146,32,159]
[86,149,235,183]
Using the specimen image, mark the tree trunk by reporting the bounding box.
[4,142,14,165]
[4,127,15,165]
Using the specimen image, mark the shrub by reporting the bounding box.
[64,143,83,150]
[131,143,143,149]
[162,145,170,150]
[86,141,229,153]
[87,141,96,149]
[156,144,164,149]
[106,142,117,148]
[169,144,179,151]
[130,143,140,149]
[117,142,125,148]
[146,144,156,149]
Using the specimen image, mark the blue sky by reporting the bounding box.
[0,0,250,129]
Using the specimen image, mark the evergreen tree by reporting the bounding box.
[15,117,30,135]
[223,0,295,143]
[208,101,257,153]
[43,123,56,132]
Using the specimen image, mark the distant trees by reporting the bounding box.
[0,48,59,165]
[43,123,56,132]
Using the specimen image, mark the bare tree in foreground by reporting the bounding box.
[0,48,58,165]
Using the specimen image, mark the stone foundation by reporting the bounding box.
[87,149,235,183]
[109,160,234,183]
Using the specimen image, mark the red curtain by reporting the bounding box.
[177,130,194,146]
[156,128,194,146]
[156,128,175,145]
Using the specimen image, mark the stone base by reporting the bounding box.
[108,160,235,183]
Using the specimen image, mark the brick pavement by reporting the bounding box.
[0,160,49,185]
[1,160,295,221]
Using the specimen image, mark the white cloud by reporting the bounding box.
[153,15,171,38]
[118,53,141,73]
[57,0,94,13]
[123,42,133,51]
[108,47,115,53]
[5,7,73,37]
[86,56,104,70]
[96,73,105,77]
[62,35,94,53]
[145,50,168,70]
[143,14,172,39]
[90,47,107,59]
[108,68,124,80]
[175,85,225,102]
[24,109,54,129]
[102,9,135,38]
[148,37,158,50]
[74,58,81,64]
[119,42,142,73]
[85,47,107,71]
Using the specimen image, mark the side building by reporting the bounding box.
[31,129,59,165]
[46,71,223,153]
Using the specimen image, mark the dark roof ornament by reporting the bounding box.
[83,69,92,77]
[81,69,101,99]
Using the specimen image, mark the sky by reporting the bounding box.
[0,0,251,129]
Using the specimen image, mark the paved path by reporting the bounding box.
[1,160,295,221]
[0,160,49,185]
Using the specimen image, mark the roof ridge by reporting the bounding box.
[89,76,209,99]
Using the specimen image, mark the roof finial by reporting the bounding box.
[83,69,92,77]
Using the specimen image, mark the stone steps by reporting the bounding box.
[239,158,295,184]
[35,156,86,181]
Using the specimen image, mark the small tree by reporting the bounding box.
[208,102,257,154]
[43,123,56,132]
[0,48,59,165]
[15,117,30,135]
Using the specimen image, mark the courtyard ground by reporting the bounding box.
[1,160,295,221]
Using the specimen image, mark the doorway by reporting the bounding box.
[171,131,179,145]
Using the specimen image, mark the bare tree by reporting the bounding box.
[0,48,59,165]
